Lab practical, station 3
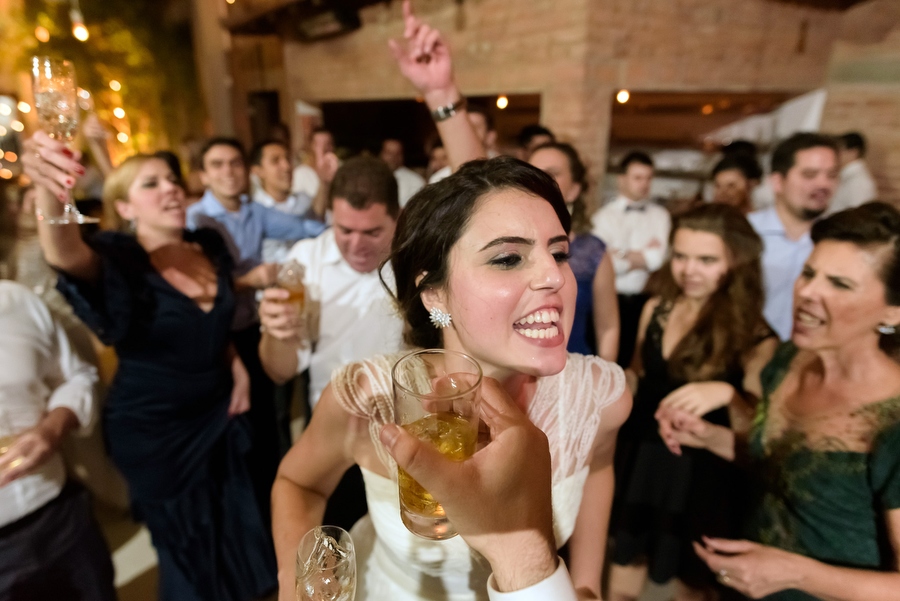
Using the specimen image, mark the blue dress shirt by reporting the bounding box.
[186,190,326,329]
[748,206,813,341]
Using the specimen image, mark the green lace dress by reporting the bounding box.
[745,343,900,600]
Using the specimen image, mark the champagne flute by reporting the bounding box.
[31,56,99,225]
[295,525,356,601]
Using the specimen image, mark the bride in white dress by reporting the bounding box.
[271,149,631,601]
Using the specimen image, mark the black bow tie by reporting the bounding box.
[625,204,647,212]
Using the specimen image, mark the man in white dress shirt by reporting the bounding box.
[259,155,404,530]
[381,138,425,207]
[0,280,115,600]
[828,131,877,215]
[591,151,671,366]
[250,139,327,263]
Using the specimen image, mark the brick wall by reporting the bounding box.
[271,0,843,187]
[820,0,900,203]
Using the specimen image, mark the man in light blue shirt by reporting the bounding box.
[186,138,327,330]
[748,133,839,340]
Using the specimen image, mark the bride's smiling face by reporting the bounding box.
[424,188,576,380]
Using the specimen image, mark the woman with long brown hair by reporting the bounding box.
[609,204,778,601]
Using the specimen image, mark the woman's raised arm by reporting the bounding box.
[22,132,100,282]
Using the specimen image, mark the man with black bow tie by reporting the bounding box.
[591,151,670,367]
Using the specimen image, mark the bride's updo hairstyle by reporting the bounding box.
[385,156,570,349]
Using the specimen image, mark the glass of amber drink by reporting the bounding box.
[392,349,482,540]
[277,260,306,313]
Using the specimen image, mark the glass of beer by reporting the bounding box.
[392,349,482,540]
[277,260,306,314]
[0,409,19,484]
[295,525,356,601]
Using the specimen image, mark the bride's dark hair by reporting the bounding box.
[382,156,570,349]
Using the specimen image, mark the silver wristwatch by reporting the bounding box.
[430,97,467,122]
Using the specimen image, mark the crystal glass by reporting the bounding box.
[277,260,307,314]
[31,56,98,225]
[295,525,356,601]
[392,349,482,540]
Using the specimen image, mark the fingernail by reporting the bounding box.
[66,178,74,187]
[58,192,67,201]
[75,166,85,175]
[379,423,399,449]
[62,148,73,158]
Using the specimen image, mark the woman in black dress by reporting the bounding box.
[610,204,777,601]
[22,132,277,601]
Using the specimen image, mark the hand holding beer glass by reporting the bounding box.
[392,349,482,540]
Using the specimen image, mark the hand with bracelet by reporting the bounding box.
[388,0,484,168]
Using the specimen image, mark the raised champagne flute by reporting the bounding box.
[31,56,99,225]
[295,525,356,601]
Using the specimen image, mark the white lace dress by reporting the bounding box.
[331,352,626,601]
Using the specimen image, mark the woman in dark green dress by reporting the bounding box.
[658,202,900,601]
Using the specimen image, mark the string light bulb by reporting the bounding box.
[113,107,126,119]
[616,90,630,104]
[35,26,50,43]
[10,120,24,132]
[17,102,31,114]
[70,1,89,42]
[109,80,122,92]
[496,95,509,110]
[117,132,129,143]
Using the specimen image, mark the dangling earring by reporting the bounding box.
[429,307,452,329]
[878,324,896,335]
[129,218,137,233]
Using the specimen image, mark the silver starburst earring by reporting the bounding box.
[429,307,452,329]
[878,323,896,335]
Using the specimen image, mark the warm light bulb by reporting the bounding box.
[17,102,31,114]
[113,107,126,119]
[78,89,91,99]
[117,132,129,143]
[73,24,89,41]
[0,126,7,136]
[109,80,122,92]
[701,103,714,115]
[0,104,10,116]
[35,26,50,43]
[10,120,24,132]
[616,90,630,104]
[496,95,509,110]
[226,0,236,4]
[4,151,17,162]
[0,169,12,180]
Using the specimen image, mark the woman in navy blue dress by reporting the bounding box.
[530,142,620,360]
[22,133,276,601]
